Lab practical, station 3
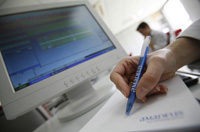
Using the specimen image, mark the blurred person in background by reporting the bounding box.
[111,19,200,101]
[137,22,168,52]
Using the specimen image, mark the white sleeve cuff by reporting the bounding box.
[177,19,200,41]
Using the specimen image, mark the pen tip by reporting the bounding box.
[126,107,130,115]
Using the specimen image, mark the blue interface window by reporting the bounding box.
[0,5,115,91]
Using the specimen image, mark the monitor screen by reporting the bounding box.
[0,1,127,120]
[0,5,115,92]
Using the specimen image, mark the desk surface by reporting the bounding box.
[34,77,200,132]
[33,69,118,132]
[34,99,107,132]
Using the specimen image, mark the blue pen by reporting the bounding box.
[126,36,151,115]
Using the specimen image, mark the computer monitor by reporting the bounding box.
[0,1,127,120]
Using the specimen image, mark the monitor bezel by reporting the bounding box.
[0,0,127,119]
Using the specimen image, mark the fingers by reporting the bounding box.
[110,52,170,100]
[110,58,133,97]
[136,84,168,103]
[147,84,168,96]
[110,57,140,97]
[136,97,146,103]
[135,49,175,100]
[136,58,165,99]
[110,71,130,97]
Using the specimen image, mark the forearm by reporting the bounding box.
[166,37,200,70]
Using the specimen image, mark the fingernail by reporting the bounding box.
[142,98,146,103]
[156,85,160,91]
[137,87,149,99]
[137,92,143,99]
[164,87,168,92]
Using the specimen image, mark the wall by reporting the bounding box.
[115,24,144,56]
[115,12,168,56]
[180,0,200,22]
[115,0,200,56]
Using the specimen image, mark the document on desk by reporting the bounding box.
[80,76,200,132]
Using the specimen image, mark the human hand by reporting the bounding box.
[110,48,177,102]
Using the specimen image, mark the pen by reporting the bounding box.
[126,36,151,115]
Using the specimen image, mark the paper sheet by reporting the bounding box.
[80,76,200,132]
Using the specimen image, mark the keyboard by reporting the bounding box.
[177,73,199,87]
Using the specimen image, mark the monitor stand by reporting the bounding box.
[56,75,116,122]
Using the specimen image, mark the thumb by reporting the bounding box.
[136,60,164,99]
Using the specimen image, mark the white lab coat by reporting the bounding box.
[178,19,200,40]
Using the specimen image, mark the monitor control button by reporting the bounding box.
[76,75,80,80]
[91,68,96,73]
[81,73,85,78]
[70,78,74,83]
[96,66,100,71]
[64,81,68,87]
[86,70,90,75]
